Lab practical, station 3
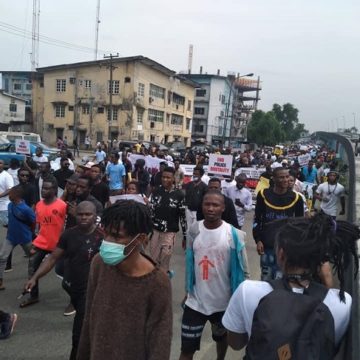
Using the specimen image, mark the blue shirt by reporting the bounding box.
[106,163,126,190]
[95,150,106,163]
[302,166,318,184]
[7,201,35,245]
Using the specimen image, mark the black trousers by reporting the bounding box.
[28,248,51,299]
[69,291,86,360]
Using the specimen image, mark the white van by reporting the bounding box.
[0,131,41,143]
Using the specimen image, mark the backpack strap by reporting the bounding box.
[268,278,329,302]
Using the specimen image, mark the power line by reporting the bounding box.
[0,20,110,54]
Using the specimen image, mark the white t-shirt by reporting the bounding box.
[7,168,19,186]
[225,185,253,226]
[33,154,48,164]
[51,157,75,171]
[222,280,352,346]
[316,182,345,216]
[221,179,236,194]
[185,221,232,315]
[0,170,14,211]
[95,150,106,163]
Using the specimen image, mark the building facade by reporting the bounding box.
[184,73,233,146]
[0,90,26,130]
[33,56,196,147]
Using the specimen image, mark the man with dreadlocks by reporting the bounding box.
[77,200,172,360]
[223,213,359,359]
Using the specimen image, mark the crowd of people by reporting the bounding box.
[0,139,359,360]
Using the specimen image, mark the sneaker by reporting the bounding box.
[9,314,18,336]
[167,270,175,279]
[63,303,76,316]
[4,268,13,273]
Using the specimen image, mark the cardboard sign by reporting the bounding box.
[235,167,265,180]
[128,154,174,176]
[208,154,233,178]
[15,139,31,155]
[298,153,311,167]
[180,164,209,177]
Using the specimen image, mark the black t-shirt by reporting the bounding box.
[91,181,110,207]
[184,181,208,211]
[57,226,103,292]
[54,168,74,189]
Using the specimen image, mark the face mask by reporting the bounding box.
[100,234,139,266]
[193,176,200,182]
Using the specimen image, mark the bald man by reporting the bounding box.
[25,201,103,360]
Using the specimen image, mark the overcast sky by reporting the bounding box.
[1,0,359,132]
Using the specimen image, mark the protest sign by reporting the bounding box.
[128,154,174,176]
[298,153,311,167]
[15,139,31,155]
[109,194,146,205]
[208,154,233,178]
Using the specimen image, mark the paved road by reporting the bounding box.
[1,210,259,360]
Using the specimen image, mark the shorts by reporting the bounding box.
[181,305,226,354]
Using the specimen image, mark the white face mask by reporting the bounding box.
[193,176,200,182]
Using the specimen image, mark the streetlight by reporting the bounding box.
[222,73,254,146]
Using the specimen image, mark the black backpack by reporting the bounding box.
[245,279,336,360]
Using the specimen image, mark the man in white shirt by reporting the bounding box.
[180,190,248,360]
[225,174,252,229]
[51,149,75,171]
[32,147,48,165]
[0,160,14,226]
[315,170,345,219]
[93,146,106,164]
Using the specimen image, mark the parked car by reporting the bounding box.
[9,142,58,162]
[0,143,26,168]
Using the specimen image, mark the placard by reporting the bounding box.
[15,139,31,155]
[208,154,233,178]
[298,153,311,167]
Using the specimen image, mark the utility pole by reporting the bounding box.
[104,53,119,142]
[94,0,101,60]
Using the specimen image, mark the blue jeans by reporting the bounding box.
[260,248,283,281]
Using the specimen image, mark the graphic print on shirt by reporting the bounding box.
[198,255,215,280]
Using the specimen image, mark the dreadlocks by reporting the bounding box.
[101,200,152,237]
[274,212,359,301]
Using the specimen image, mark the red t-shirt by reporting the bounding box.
[33,198,67,251]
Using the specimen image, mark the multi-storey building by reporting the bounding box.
[33,56,197,147]
[0,71,35,130]
[0,90,26,130]
[231,76,261,145]
[184,71,232,146]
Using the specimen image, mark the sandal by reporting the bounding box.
[19,297,39,308]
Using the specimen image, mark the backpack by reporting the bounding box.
[245,279,336,360]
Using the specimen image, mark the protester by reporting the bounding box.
[20,176,67,307]
[32,147,48,165]
[225,174,253,229]
[106,152,126,195]
[54,157,74,190]
[223,214,359,359]
[25,201,102,360]
[131,159,150,195]
[77,200,172,360]
[93,145,106,165]
[196,177,239,229]
[174,159,184,189]
[0,186,35,290]
[302,160,318,184]
[90,165,110,208]
[149,166,186,273]
[34,162,52,202]
[7,158,20,186]
[150,161,167,190]
[253,167,304,280]
[52,149,75,171]
[180,190,249,360]
[315,170,345,219]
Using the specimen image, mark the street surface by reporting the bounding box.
[1,209,259,359]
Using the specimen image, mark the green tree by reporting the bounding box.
[247,110,284,146]
[272,103,305,141]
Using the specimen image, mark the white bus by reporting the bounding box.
[0,131,41,143]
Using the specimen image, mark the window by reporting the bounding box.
[107,107,118,121]
[186,118,191,130]
[9,104,17,112]
[55,104,66,117]
[82,105,90,114]
[148,109,164,122]
[56,79,66,92]
[26,83,32,91]
[149,84,165,99]
[13,83,22,91]
[150,134,155,142]
[138,83,145,97]
[97,107,104,113]
[85,80,92,89]
[172,93,185,105]
[196,89,206,97]
[69,77,76,84]
[194,124,204,132]
[187,100,191,111]
[125,77,131,83]
[108,80,120,94]
[96,131,103,143]
[171,114,183,125]
[137,109,144,124]
[68,105,74,111]
[194,107,205,115]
